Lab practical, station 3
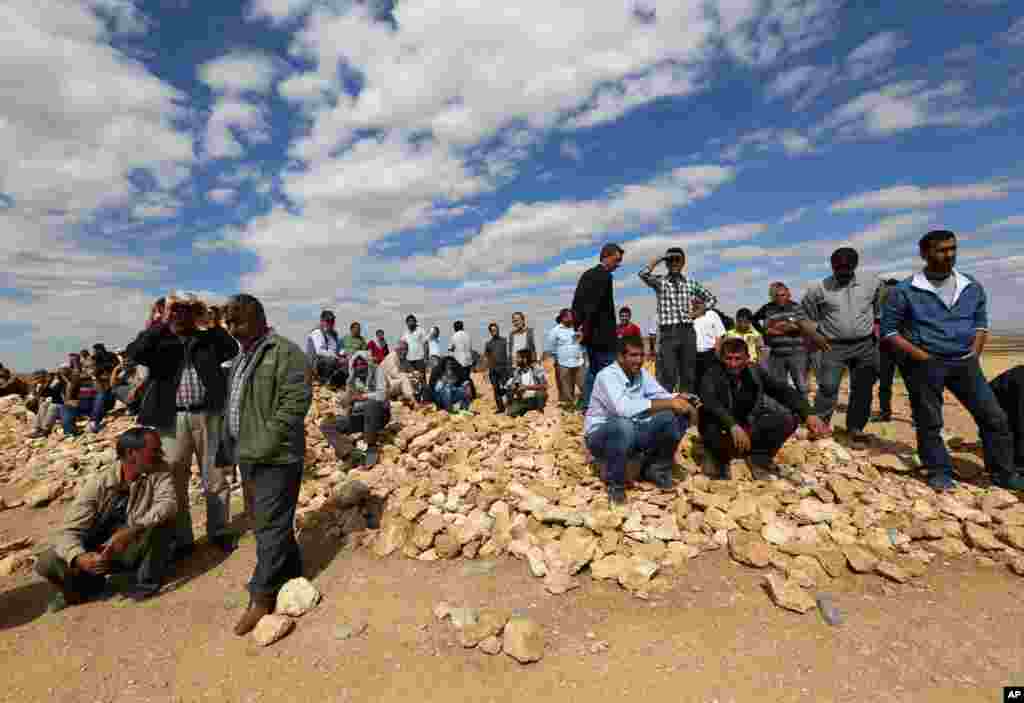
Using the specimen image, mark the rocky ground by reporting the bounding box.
[1,350,1023,702]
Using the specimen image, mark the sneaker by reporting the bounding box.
[927,473,955,491]
[747,459,778,482]
[993,473,1024,491]
[364,447,379,468]
[607,484,627,506]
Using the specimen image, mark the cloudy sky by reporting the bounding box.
[2,0,1023,370]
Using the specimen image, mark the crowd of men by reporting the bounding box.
[6,228,1024,628]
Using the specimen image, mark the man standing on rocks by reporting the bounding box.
[306,311,345,385]
[572,243,624,411]
[321,351,390,468]
[692,298,727,393]
[401,314,430,375]
[699,337,830,480]
[585,335,697,504]
[639,246,718,395]
[873,278,904,422]
[882,230,1023,490]
[485,322,512,414]
[342,321,367,354]
[126,293,239,557]
[800,247,881,443]
[35,427,177,609]
[990,366,1024,476]
[449,321,474,382]
[221,294,312,636]
[761,282,808,394]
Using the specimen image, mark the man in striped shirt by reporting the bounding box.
[639,246,717,395]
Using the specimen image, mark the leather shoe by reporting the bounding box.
[234,594,274,636]
[607,484,627,506]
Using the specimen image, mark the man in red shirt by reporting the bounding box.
[616,307,642,338]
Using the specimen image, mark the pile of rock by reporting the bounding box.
[252,577,322,646]
[434,603,544,663]
[4,375,1024,616]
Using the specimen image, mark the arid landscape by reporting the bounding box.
[1,339,1023,703]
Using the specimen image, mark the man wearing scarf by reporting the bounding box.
[320,351,390,468]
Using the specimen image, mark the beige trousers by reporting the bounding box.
[160,411,228,545]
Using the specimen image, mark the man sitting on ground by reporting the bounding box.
[504,349,548,417]
[320,351,390,467]
[28,370,63,438]
[378,341,418,408]
[0,363,29,397]
[35,427,177,610]
[306,310,346,386]
[429,356,473,413]
[699,338,830,480]
[585,336,697,504]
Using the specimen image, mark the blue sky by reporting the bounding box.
[2,0,1024,370]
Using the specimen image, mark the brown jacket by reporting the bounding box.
[52,464,177,564]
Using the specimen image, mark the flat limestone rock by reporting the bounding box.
[275,578,322,617]
[964,523,1003,551]
[252,615,295,647]
[729,532,772,568]
[763,574,815,614]
[843,545,880,573]
[875,561,910,583]
[927,537,969,557]
[503,616,544,663]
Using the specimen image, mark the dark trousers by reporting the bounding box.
[243,461,303,597]
[767,350,808,397]
[876,347,905,417]
[489,368,511,412]
[905,356,1014,480]
[694,350,717,396]
[585,411,687,487]
[658,323,697,394]
[814,338,877,432]
[321,401,391,446]
[581,348,617,410]
[507,394,546,417]
[700,411,799,467]
[35,523,174,597]
[991,367,1024,467]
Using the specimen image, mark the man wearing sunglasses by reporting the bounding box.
[639,247,718,395]
[125,292,240,558]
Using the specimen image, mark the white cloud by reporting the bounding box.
[1002,17,1024,45]
[0,1,193,216]
[979,215,1024,232]
[779,206,809,224]
[624,221,768,261]
[203,100,271,159]
[765,64,835,102]
[199,51,279,95]
[559,141,582,162]
[817,80,1004,139]
[245,0,317,25]
[829,181,1014,212]
[845,32,908,80]
[395,165,735,279]
[207,188,236,205]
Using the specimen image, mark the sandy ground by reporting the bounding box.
[1,346,1022,703]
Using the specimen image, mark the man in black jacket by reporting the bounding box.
[699,338,830,479]
[991,366,1024,474]
[125,293,239,555]
[572,242,624,411]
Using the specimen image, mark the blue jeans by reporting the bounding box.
[62,396,109,435]
[434,383,471,411]
[814,339,877,432]
[582,348,617,411]
[905,355,1013,480]
[585,410,687,487]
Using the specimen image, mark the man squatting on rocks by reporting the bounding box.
[36,427,177,609]
[881,230,1024,491]
[320,351,390,468]
[584,335,698,505]
[699,337,830,480]
[221,294,313,636]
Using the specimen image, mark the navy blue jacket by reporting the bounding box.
[880,270,987,360]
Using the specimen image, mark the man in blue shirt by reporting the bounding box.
[881,229,1022,491]
[585,335,697,505]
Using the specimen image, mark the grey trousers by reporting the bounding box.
[160,411,229,545]
[813,338,878,432]
[767,350,808,397]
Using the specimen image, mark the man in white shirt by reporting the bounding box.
[585,335,698,504]
[449,320,474,382]
[305,310,345,384]
[505,349,548,416]
[401,314,430,374]
[692,299,726,394]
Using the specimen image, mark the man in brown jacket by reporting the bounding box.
[35,427,177,610]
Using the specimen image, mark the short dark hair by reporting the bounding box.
[831,247,859,268]
[489,321,499,332]
[720,337,749,356]
[736,308,752,319]
[617,335,646,355]
[406,314,417,323]
[116,426,156,460]
[556,308,571,324]
[599,243,624,259]
[619,306,632,316]
[227,294,267,324]
[666,247,685,259]
[516,348,536,364]
[919,229,956,255]
[454,321,464,331]
[320,310,335,321]
[350,321,360,330]
[375,329,385,336]
[884,278,900,286]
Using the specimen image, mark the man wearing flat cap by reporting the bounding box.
[125,292,240,556]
